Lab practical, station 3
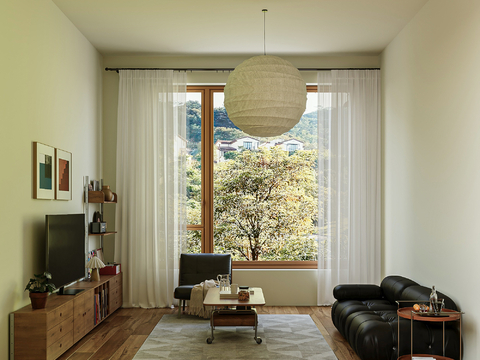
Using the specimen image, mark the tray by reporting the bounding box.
[414,311,450,317]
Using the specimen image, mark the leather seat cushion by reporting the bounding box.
[174,285,194,300]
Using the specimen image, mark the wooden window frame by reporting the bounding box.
[186,85,318,269]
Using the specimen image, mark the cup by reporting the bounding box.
[231,283,238,294]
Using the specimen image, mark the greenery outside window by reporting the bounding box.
[186,86,319,269]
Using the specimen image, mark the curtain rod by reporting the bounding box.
[105,67,380,73]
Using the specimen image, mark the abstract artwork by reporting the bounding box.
[55,148,72,200]
[33,142,55,199]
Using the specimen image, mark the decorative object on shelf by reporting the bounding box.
[93,211,102,222]
[24,272,56,309]
[86,256,105,281]
[102,185,114,201]
[91,180,100,191]
[33,142,56,200]
[224,9,306,137]
[99,263,121,275]
[91,222,107,234]
[54,148,72,200]
[238,290,250,301]
[429,285,438,314]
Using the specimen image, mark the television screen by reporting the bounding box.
[46,214,86,295]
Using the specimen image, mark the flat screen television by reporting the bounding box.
[45,214,86,295]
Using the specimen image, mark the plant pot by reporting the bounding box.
[29,292,48,309]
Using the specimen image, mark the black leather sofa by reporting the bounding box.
[331,275,462,360]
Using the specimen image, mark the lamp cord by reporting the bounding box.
[262,9,268,55]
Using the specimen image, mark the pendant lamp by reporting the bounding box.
[224,10,307,137]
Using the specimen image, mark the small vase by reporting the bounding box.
[102,185,113,202]
[29,292,48,309]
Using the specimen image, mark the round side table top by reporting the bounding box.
[397,307,462,322]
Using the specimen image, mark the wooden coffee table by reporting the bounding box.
[203,287,265,344]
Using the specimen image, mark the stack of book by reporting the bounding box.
[219,289,238,299]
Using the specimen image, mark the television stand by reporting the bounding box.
[10,273,122,360]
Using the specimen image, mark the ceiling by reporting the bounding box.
[51,0,429,57]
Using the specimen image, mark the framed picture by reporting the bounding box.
[33,142,55,199]
[55,148,72,200]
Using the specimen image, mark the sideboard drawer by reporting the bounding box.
[47,302,73,330]
[46,330,73,360]
[46,315,74,347]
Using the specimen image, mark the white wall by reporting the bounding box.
[0,0,103,357]
[102,54,380,302]
[382,0,480,357]
[233,269,317,306]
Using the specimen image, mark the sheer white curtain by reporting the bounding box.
[115,70,187,308]
[317,70,381,305]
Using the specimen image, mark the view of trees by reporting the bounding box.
[186,97,320,261]
[214,147,318,261]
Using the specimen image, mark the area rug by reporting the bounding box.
[133,314,337,359]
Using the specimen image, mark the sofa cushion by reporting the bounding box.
[380,275,419,304]
[333,284,383,301]
[400,285,458,311]
[345,311,397,360]
[332,299,397,336]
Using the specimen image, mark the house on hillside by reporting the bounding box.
[216,137,305,162]
[260,138,304,152]
[215,136,260,162]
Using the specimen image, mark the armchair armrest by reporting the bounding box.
[333,284,383,301]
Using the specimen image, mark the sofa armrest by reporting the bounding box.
[333,284,383,301]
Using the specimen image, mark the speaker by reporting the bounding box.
[91,222,106,234]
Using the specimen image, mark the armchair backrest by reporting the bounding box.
[179,253,232,286]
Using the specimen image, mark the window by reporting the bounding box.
[286,144,298,152]
[243,141,253,150]
[186,86,318,268]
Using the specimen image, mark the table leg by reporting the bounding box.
[207,309,216,344]
[254,311,262,344]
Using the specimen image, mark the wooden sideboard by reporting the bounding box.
[10,273,122,360]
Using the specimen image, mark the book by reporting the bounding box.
[219,290,239,299]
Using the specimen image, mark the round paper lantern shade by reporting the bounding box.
[224,55,307,137]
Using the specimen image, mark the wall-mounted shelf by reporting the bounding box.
[84,177,118,257]
[87,191,118,203]
[88,231,117,237]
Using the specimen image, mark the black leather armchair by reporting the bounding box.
[174,253,232,316]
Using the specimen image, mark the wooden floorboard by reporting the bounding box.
[60,306,361,360]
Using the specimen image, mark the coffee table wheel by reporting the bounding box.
[206,338,213,344]
[255,337,262,344]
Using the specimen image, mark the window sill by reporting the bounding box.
[232,261,317,270]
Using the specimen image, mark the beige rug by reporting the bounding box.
[133,314,338,359]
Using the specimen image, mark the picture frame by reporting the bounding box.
[55,148,72,200]
[33,142,55,200]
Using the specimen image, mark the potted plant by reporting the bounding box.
[24,272,56,309]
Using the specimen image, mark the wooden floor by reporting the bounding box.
[58,306,361,360]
